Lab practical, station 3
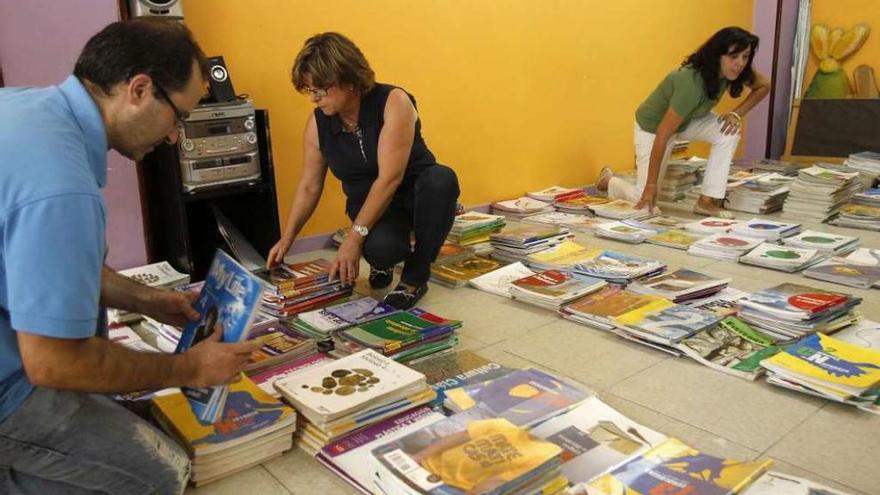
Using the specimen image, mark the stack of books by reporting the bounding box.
[657,157,705,201]
[782,165,861,222]
[740,157,804,176]
[468,261,536,298]
[589,199,654,220]
[259,259,352,319]
[628,268,730,303]
[109,324,160,352]
[683,287,750,317]
[273,349,436,455]
[762,332,880,412]
[684,216,741,235]
[737,283,862,342]
[803,251,880,289]
[726,173,793,214]
[852,187,880,207]
[291,296,399,340]
[433,242,476,265]
[489,224,571,263]
[580,437,772,495]
[447,212,506,245]
[430,255,505,288]
[678,317,779,380]
[523,211,611,232]
[509,270,607,310]
[645,229,704,250]
[594,221,656,243]
[525,239,601,271]
[744,471,856,495]
[527,185,584,202]
[559,286,668,331]
[553,194,611,214]
[739,242,825,272]
[109,261,190,324]
[730,218,801,241]
[623,215,689,231]
[613,301,720,354]
[687,233,763,262]
[333,308,461,362]
[572,250,666,284]
[781,230,860,256]
[491,196,554,219]
[151,376,297,487]
[830,203,880,231]
[844,151,880,176]
[245,320,317,374]
[250,352,334,398]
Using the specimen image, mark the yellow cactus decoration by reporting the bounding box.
[805,23,870,98]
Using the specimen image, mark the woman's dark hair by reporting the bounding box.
[74,19,209,95]
[291,32,375,94]
[683,26,759,99]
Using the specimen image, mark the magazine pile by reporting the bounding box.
[489,223,571,263]
[447,212,506,245]
[782,165,861,222]
[509,270,608,310]
[258,259,352,319]
[109,261,190,324]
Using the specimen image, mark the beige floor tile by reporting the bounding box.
[262,448,358,494]
[608,358,823,452]
[424,287,559,345]
[765,403,880,495]
[186,465,290,495]
[496,317,668,391]
[766,460,870,495]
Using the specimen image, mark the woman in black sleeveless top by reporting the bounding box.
[267,32,459,309]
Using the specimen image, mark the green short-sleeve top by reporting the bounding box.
[635,66,728,133]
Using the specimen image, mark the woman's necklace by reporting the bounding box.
[341,117,367,163]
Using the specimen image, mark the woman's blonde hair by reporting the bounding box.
[291,32,375,94]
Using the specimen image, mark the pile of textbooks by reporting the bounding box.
[687,233,763,262]
[762,332,880,413]
[244,319,317,374]
[726,173,793,214]
[259,259,352,319]
[509,270,607,310]
[782,165,861,222]
[491,196,554,219]
[447,212,506,245]
[852,187,880,207]
[553,194,611,214]
[109,261,190,324]
[628,268,729,302]
[467,261,536,298]
[430,255,505,288]
[645,229,704,250]
[730,218,801,240]
[781,229,860,256]
[657,157,705,201]
[612,300,720,354]
[151,376,297,487]
[571,250,666,285]
[273,349,436,454]
[527,185,584,202]
[830,203,880,231]
[678,316,779,380]
[488,223,571,263]
[332,308,461,362]
[737,283,862,342]
[594,220,655,243]
[525,239,601,271]
[741,157,805,176]
[522,211,611,232]
[684,216,741,235]
[739,242,825,272]
[559,286,668,331]
[589,199,654,220]
[290,295,398,340]
[803,247,880,289]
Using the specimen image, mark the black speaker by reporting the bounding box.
[206,56,237,103]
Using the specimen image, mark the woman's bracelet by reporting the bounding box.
[729,111,742,120]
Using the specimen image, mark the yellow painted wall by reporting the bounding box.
[184,0,753,237]
[805,0,880,97]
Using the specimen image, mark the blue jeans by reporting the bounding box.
[0,387,190,494]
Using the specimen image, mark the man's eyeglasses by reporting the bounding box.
[301,87,329,99]
[154,83,188,125]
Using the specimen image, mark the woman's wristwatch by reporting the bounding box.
[351,224,369,237]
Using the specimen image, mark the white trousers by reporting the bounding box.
[608,112,740,202]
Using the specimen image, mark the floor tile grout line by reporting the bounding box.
[259,465,295,494]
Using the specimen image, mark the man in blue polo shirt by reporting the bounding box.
[0,20,262,494]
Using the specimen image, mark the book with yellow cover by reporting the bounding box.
[585,437,772,495]
[760,333,880,396]
[151,375,296,457]
[646,229,704,250]
[526,239,601,269]
[611,296,674,326]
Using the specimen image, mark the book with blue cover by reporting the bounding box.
[619,304,721,345]
[573,250,665,283]
[175,250,267,423]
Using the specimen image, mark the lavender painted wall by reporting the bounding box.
[745,0,779,159]
[769,0,799,158]
[0,0,148,270]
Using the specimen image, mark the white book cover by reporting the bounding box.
[118,261,189,288]
[731,218,800,240]
[742,471,853,495]
[845,248,880,266]
[467,262,535,298]
[684,217,741,235]
[492,196,553,212]
[530,396,666,485]
[740,242,820,268]
[833,318,880,351]
[690,232,763,252]
[273,349,426,423]
[527,185,580,201]
[783,230,859,253]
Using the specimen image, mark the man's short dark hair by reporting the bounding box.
[74,19,209,95]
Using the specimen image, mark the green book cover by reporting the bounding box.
[341,312,446,352]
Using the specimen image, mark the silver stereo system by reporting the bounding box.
[128,0,184,19]
[177,100,261,192]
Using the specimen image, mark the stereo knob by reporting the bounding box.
[181,139,195,152]
[244,118,255,131]
[245,132,258,145]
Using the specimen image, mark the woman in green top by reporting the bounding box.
[598,26,770,218]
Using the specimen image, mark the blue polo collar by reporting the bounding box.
[57,75,108,188]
